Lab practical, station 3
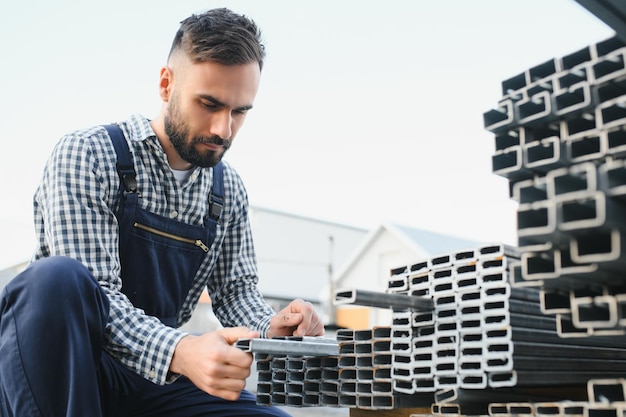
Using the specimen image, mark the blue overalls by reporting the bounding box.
[0,125,289,417]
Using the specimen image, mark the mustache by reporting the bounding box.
[194,135,231,150]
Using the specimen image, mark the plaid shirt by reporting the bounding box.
[32,114,275,384]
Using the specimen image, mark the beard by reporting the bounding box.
[164,99,231,168]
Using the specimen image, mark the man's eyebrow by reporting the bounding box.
[199,94,253,111]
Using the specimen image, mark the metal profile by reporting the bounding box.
[562,43,592,69]
[525,78,555,101]
[456,260,478,277]
[554,82,593,117]
[431,267,454,293]
[480,270,508,289]
[454,247,479,264]
[235,337,339,356]
[523,123,561,145]
[387,274,409,293]
[572,294,619,329]
[604,125,626,157]
[587,404,620,417]
[563,111,598,140]
[574,0,626,42]
[613,296,626,329]
[521,248,560,281]
[525,135,566,172]
[557,314,593,337]
[562,402,587,417]
[517,201,557,244]
[596,75,626,103]
[392,310,413,328]
[570,229,626,265]
[535,402,564,417]
[454,272,479,294]
[494,129,522,155]
[548,162,598,201]
[479,253,508,273]
[492,145,527,180]
[483,98,515,133]
[588,378,626,403]
[333,288,433,311]
[513,176,548,205]
[541,288,572,314]
[558,191,626,232]
[409,271,431,298]
[516,90,553,125]
[567,131,605,163]
[592,48,626,85]
[320,393,338,407]
[598,96,626,129]
[556,64,590,90]
[392,379,414,395]
[530,58,561,83]
[256,393,271,406]
[501,71,528,98]
[509,260,544,288]
[599,157,626,195]
[431,253,453,269]
[338,394,356,407]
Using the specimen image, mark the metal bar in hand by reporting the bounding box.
[235,337,339,356]
[333,288,433,311]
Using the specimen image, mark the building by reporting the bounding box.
[248,206,369,322]
[332,222,484,329]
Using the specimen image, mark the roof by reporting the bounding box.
[250,205,368,233]
[386,223,481,256]
[334,222,485,280]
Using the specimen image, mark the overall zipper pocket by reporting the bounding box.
[133,222,209,253]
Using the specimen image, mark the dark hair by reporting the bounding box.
[169,8,265,70]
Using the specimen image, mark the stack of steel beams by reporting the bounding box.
[483,35,626,335]
[239,333,433,409]
[428,378,626,417]
[376,243,626,395]
[240,243,626,411]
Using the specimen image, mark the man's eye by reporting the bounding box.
[201,102,218,110]
[233,109,248,115]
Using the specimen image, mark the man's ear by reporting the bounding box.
[158,66,173,102]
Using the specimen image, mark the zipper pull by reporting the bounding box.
[195,240,209,253]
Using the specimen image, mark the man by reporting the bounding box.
[0,8,323,417]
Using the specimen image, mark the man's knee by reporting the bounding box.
[2,256,107,319]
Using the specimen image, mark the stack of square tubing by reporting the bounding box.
[236,332,433,410]
[483,34,626,336]
[432,377,626,417]
[383,243,626,396]
[237,243,626,411]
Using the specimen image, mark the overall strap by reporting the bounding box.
[104,123,224,221]
[103,124,138,194]
[209,162,224,220]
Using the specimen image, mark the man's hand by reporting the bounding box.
[170,327,258,401]
[267,298,325,338]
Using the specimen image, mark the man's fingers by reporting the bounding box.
[280,312,303,326]
[218,326,259,344]
[294,313,311,336]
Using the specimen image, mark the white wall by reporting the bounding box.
[336,228,431,327]
[249,206,368,305]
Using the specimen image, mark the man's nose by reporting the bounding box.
[210,110,232,140]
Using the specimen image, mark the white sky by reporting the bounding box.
[0,0,615,269]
